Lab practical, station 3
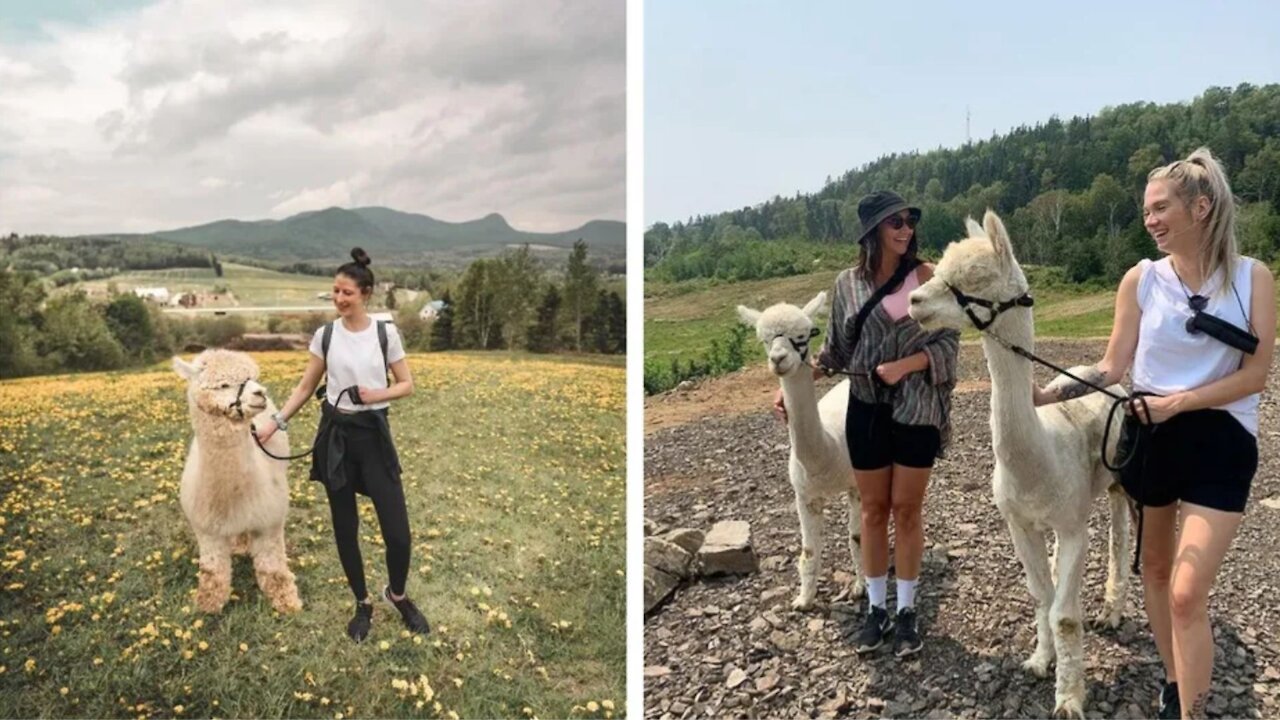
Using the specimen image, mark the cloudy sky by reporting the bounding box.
[0,0,625,236]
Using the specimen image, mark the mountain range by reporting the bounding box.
[97,206,625,265]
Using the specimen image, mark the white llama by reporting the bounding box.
[737,293,865,610]
[908,211,1131,719]
[173,350,302,614]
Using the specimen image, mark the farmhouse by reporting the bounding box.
[133,287,171,304]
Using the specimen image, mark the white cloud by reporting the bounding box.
[0,0,624,236]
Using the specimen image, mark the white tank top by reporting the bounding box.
[1131,256,1258,435]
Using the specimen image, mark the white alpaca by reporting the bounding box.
[737,294,865,610]
[908,211,1130,719]
[173,350,302,614]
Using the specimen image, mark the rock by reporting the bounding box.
[807,618,826,635]
[1260,496,1280,510]
[726,667,747,688]
[699,520,759,576]
[748,617,770,634]
[664,528,706,555]
[756,673,780,692]
[645,565,680,614]
[769,629,800,652]
[644,665,672,678]
[645,518,658,536]
[646,537,694,579]
[760,587,791,608]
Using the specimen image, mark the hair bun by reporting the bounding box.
[350,247,371,267]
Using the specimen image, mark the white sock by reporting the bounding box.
[897,578,918,612]
[867,575,887,609]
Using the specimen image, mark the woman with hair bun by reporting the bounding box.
[255,247,429,642]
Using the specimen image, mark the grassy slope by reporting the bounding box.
[644,270,1121,367]
[0,352,624,719]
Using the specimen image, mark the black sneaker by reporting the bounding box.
[893,607,923,657]
[1157,679,1180,720]
[347,600,373,642]
[383,585,431,635]
[853,605,893,654]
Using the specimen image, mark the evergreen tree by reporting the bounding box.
[527,285,562,354]
[429,290,455,351]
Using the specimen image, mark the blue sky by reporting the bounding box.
[645,0,1280,226]
[0,0,153,40]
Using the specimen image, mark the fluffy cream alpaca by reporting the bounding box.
[738,294,865,610]
[908,211,1130,719]
[173,350,302,614]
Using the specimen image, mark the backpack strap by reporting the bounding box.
[377,320,390,385]
[314,321,336,401]
[849,257,919,352]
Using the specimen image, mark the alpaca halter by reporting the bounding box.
[945,282,1035,331]
[227,379,251,420]
[776,326,821,361]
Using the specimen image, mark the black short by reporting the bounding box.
[1117,408,1256,513]
[845,396,941,470]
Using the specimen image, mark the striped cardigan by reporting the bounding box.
[816,266,961,454]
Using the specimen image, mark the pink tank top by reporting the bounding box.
[881,268,919,322]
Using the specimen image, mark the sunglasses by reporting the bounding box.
[1183,294,1208,334]
[883,215,918,230]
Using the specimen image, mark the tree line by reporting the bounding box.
[646,83,1280,284]
[397,240,626,356]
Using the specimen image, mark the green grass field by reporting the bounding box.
[644,270,1123,369]
[0,352,624,719]
[74,263,338,307]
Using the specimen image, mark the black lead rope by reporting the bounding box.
[247,386,363,462]
[955,286,1158,574]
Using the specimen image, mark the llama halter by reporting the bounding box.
[944,281,1035,331]
[776,326,821,361]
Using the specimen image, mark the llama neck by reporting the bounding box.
[779,369,837,465]
[191,410,256,478]
[981,312,1049,478]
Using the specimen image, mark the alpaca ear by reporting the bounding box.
[964,217,985,239]
[173,356,200,380]
[983,209,1015,268]
[801,291,827,320]
[736,305,762,327]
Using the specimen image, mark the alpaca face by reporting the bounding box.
[909,210,1028,332]
[173,350,269,423]
[737,292,826,377]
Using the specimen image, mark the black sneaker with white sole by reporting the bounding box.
[1157,679,1180,720]
[893,607,923,657]
[853,605,893,653]
[383,585,431,635]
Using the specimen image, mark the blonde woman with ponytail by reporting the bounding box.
[1033,148,1275,718]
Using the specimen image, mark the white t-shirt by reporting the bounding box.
[309,319,406,411]
[1132,256,1259,435]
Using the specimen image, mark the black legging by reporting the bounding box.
[325,426,411,600]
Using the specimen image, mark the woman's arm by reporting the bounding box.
[1143,262,1275,420]
[358,358,414,404]
[1036,264,1142,406]
[254,353,326,440]
[815,272,852,373]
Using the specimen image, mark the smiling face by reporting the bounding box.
[1143,178,1207,255]
[876,210,916,261]
[332,273,370,318]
